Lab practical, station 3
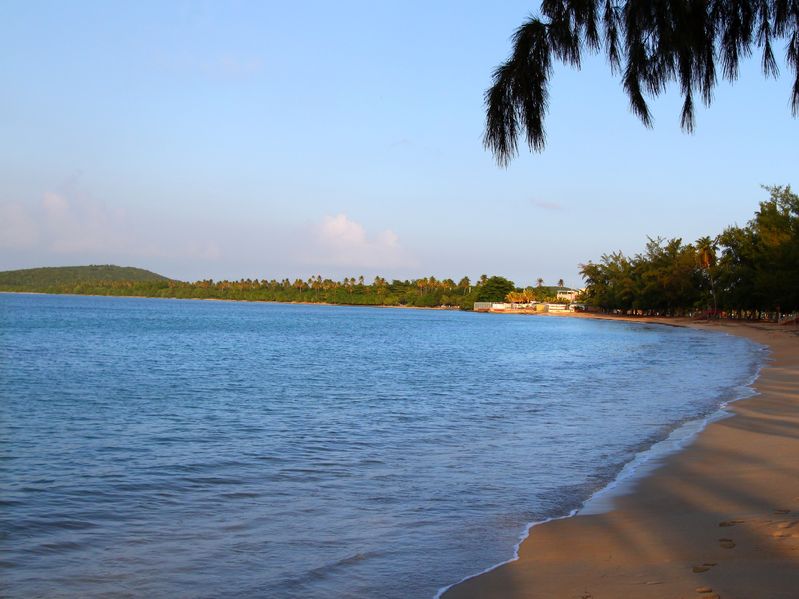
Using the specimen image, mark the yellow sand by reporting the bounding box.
[444,317,799,599]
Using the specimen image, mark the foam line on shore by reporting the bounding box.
[434,329,768,599]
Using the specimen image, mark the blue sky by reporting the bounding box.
[1,1,796,287]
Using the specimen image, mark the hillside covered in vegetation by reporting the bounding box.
[0,265,170,290]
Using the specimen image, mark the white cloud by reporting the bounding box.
[1,191,414,280]
[42,192,69,216]
[0,202,40,249]
[0,191,223,263]
[309,213,412,269]
[320,213,369,247]
[40,192,129,254]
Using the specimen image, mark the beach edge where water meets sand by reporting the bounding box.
[443,315,799,599]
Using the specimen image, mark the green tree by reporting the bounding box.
[742,185,798,311]
[696,235,719,312]
[476,276,516,302]
[716,224,758,313]
[373,275,387,298]
[637,237,699,315]
[458,276,472,294]
[580,251,638,312]
[485,1,799,164]
[577,185,796,316]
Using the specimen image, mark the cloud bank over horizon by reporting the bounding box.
[1,191,221,271]
[0,192,422,283]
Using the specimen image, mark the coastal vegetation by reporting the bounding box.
[580,185,799,317]
[0,265,168,287]
[0,268,573,310]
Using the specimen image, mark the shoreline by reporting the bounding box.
[443,314,799,599]
[0,290,458,311]
[435,320,763,598]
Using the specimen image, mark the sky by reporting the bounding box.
[1,1,797,288]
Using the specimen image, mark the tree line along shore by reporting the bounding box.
[1,186,795,317]
[0,268,558,311]
[580,185,798,319]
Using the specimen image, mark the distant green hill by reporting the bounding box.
[0,265,170,288]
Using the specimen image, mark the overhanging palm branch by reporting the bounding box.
[486,0,799,165]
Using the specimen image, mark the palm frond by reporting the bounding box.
[484,0,799,162]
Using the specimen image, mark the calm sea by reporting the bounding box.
[0,294,763,598]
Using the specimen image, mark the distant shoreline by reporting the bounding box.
[0,290,460,312]
[3,290,789,325]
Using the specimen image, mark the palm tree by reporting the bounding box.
[536,277,544,288]
[557,278,565,288]
[484,1,799,164]
[311,275,322,298]
[373,276,387,298]
[458,276,471,294]
[696,236,718,313]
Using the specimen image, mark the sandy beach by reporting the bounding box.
[444,316,799,599]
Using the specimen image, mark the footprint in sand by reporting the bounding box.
[692,563,717,573]
[774,509,791,515]
[718,519,745,527]
[770,520,798,538]
[718,538,736,549]
[696,589,720,598]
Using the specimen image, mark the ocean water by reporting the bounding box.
[0,294,763,598]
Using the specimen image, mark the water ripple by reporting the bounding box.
[0,294,762,598]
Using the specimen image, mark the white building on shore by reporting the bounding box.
[556,288,583,302]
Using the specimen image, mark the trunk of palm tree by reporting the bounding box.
[709,272,717,315]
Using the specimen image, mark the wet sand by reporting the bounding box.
[444,317,799,599]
